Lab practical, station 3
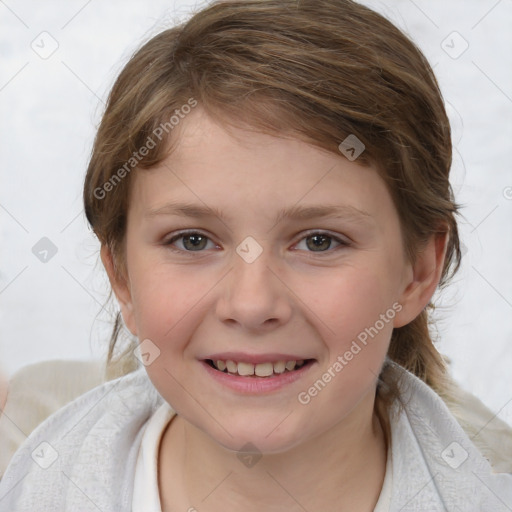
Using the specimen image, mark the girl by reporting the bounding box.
[1,0,511,510]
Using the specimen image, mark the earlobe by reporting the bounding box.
[393,232,448,328]
[100,244,138,336]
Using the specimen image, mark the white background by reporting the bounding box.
[0,0,511,425]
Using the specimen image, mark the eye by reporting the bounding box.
[163,230,349,254]
[163,231,217,252]
[294,231,349,253]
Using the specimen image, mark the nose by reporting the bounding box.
[215,249,293,333]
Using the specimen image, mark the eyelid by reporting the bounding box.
[291,229,351,253]
[164,229,212,241]
[163,229,351,254]
[293,229,351,245]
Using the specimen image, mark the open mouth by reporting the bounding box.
[205,358,315,377]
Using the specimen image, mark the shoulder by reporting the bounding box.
[384,361,512,510]
[446,381,512,474]
[387,360,512,473]
[0,359,106,478]
[0,367,163,511]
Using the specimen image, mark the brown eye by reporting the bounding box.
[165,232,215,252]
[306,234,333,251]
[182,234,208,251]
[294,232,348,253]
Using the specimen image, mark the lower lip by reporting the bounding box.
[201,360,315,394]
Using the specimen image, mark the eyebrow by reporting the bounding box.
[145,201,373,224]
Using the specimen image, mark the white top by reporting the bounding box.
[132,403,393,512]
[132,402,174,512]
[3,362,511,510]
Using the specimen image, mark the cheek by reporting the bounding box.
[129,264,213,398]
[293,269,394,430]
[129,260,208,348]
[300,263,398,407]
[310,265,394,343]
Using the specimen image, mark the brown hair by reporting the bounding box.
[84,0,462,424]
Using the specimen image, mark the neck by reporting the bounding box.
[159,392,388,512]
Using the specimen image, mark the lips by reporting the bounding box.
[205,358,314,377]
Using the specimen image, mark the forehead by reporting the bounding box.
[128,107,395,227]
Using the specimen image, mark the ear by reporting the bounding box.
[393,232,448,328]
[100,244,138,336]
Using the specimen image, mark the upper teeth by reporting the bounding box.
[213,359,305,377]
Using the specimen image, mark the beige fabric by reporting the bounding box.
[0,369,7,415]
[449,385,512,473]
[0,359,105,478]
[1,358,511,479]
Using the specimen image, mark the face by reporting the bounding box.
[106,107,436,454]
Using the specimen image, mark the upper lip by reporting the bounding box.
[203,352,314,364]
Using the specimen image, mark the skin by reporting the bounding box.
[102,107,447,511]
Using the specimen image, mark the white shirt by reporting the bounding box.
[5,362,510,510]
[132,402,174,512]
[132,403,393,512]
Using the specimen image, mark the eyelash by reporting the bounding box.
[162,230,350,255]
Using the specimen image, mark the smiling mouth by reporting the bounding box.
[205,359,315,377]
